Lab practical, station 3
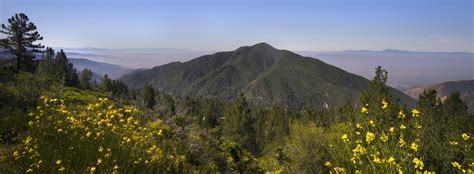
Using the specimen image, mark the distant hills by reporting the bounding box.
[56,47,211,69]
[405,80,474,113]
[297,50,474,90]
[121,43,414,109]
[56,47,473,90]
[0,49,133,79]
[69,58,133,79]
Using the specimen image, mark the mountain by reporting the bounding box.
[0,49,133,79]
[68,58,133,79]
[57,48,211,69]
[297,50,474,90]
[405,80,474,113]
[121,43,414,109]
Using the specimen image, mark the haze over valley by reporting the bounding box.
[57,46,474,90]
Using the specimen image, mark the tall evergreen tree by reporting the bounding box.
[55,49,79,87]
[358,66,399,127]
[80,68,93,89]
[0,13,44,71]
[222,92,257,153]
[360,66,390,106]
[142,83,156,109]
[100,74,113,92]
[111,80,128,98]
[261,105,290,146]
[37,47,57,82]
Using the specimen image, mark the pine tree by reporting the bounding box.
[142,83,156,109]
[99,74,113,92]
[80,68,93,89]
[55,50,79,87]
[0,13,44,71]
[358,66,398,126]
[222,92,256,153]
[360,66,391,107]
[37,47,57,83]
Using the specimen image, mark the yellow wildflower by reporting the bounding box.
[449,141,458,145]
[398,110,406,119]
[412,157,424,170]
[414,122,422,129]
[158,129,163,135]
[114,165,119,170]
[59,166,65,171]
[361,107,368,114]
[352,144,366,155]
[13,151,20,160]
[366,131,375,144]
[369,120,375,127]
[356,123,362,129]
[325,161,332,167]
[341,134,348,142]
[26,168,33,173]
[90,167,96,173]
[28,121,34,127]
[412,108,420,117]
[387,157,396,165]
[382,99,388,109]
[97,158,102,165]
[411,143,418,152]
[380,132,388,142]
[389,127,395,132]
[334,167,346,173]
[56,160,62,165]
[461,133,470,141]
[86,132,92,137]
[451,161,462,170]
[372,154,383,164]
[400,124,406,130]
[99,146,104,152]
[399,138,406,147]
[23,136,32,145]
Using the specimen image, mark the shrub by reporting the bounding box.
[6,96,188,173]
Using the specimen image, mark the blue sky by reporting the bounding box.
[1,0,472,52]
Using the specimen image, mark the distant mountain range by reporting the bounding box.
[56,47,211,69]
[297,50,473,90]
[121,43,414,109]
[69,58,133,79]
[0,49,133,79]
[54,47,473,90]
[405,80,474,113]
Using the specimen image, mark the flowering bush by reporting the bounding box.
[325,99,473,173]
[8,96,187,173]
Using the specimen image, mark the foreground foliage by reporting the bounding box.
[6,95,186,173]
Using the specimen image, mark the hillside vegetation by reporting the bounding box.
[122,43,414,109]
[1,13,472,173]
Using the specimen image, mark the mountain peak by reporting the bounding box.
[252,42,273,48]
[236,42,277,52]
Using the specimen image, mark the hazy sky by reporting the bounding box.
[1,0,473,52]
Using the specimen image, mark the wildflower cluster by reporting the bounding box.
[325,98,473,173]
[9,96,186,173]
